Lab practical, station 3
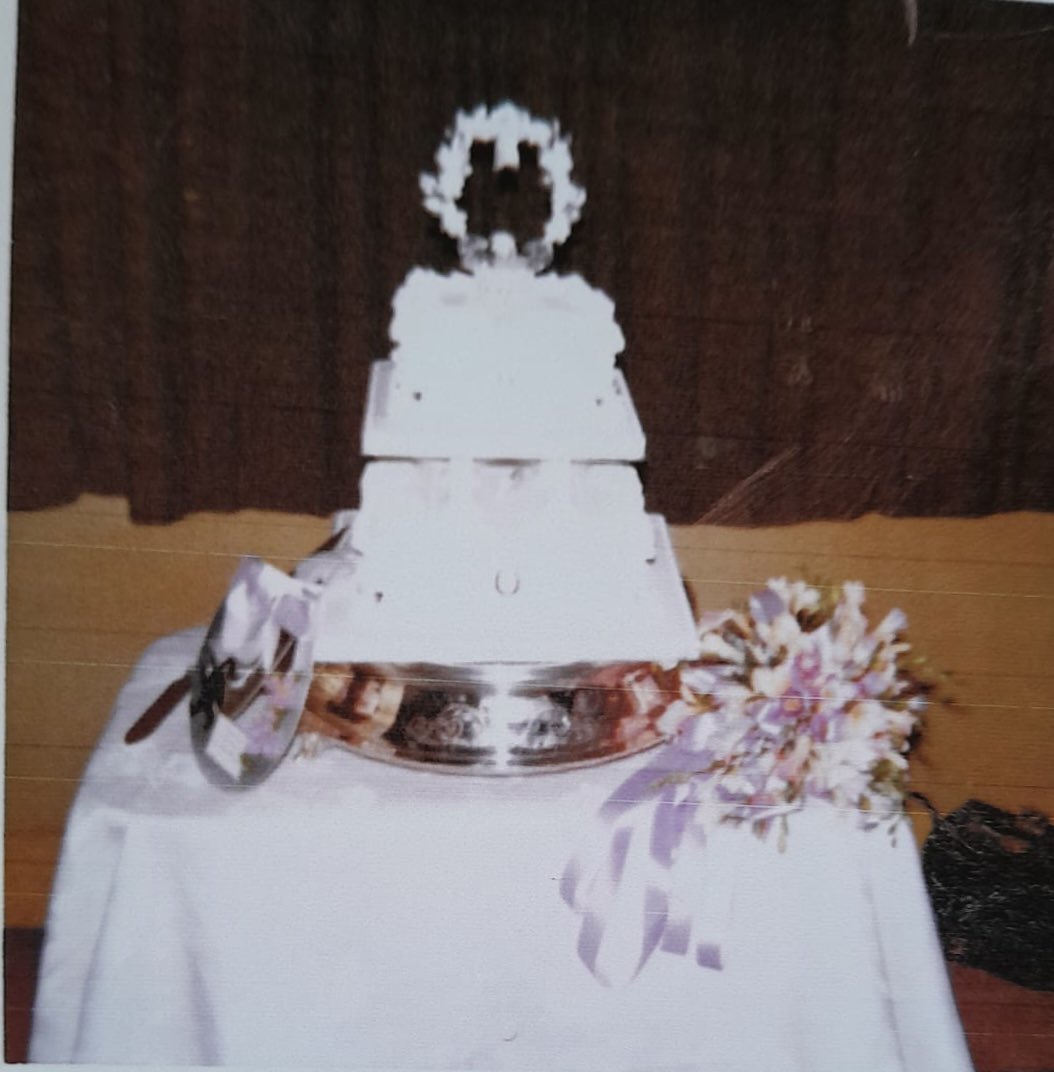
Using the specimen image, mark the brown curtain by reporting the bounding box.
[9,0,1054,525]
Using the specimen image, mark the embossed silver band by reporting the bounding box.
[311,661,672,775]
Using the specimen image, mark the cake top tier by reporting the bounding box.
[388,263,625,375]
[360,104,646,462]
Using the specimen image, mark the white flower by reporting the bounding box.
[656,699,696,736]
[765,577,821,616]
[751,662,792,697]
[875,606,908,639]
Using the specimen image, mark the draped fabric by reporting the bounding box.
[8,0,1054,525]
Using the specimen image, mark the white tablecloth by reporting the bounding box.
[30,629,974,1070]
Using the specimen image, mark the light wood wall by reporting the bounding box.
[5,495,1053,927]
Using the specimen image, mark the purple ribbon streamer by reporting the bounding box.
[562,745,722,986]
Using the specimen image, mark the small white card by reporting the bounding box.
[205,713,249,781]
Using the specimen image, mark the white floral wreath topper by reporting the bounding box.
[419,102,586,273]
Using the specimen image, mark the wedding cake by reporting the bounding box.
[188,104,700,782]
[310,103,697,673]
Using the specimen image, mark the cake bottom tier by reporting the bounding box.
[308,515,700,665]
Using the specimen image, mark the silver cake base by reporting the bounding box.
[306,661,674,775]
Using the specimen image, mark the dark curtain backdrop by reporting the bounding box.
[8,0,1054,525]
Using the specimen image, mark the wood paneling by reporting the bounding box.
[5,495,1054,926]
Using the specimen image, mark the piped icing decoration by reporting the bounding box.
[419,102,586,271]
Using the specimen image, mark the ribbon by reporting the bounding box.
[209,557,321,675]
[189,558,326,784]
[561,749,726,986]
[125,559,323,747]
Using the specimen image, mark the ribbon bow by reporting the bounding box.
[211,557,320,675]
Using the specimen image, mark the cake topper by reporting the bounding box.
[419,102,586,273]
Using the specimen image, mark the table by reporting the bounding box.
[30,628,974,1070]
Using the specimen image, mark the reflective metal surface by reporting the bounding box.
[303,660,673,774]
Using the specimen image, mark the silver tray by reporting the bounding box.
[302,660,675,774]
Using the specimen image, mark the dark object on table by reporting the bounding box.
[915,795,1054,992]
[4,928,44,1063]
[124,673,193,744]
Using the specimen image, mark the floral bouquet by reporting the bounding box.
[651,578,938,841]
[562,578,945,983]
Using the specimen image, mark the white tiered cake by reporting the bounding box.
[311,104,698,673]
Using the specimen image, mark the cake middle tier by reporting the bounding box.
[307,460,699,665]
[361,360,646,461]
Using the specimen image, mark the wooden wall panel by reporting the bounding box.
[5,495,1053,926]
